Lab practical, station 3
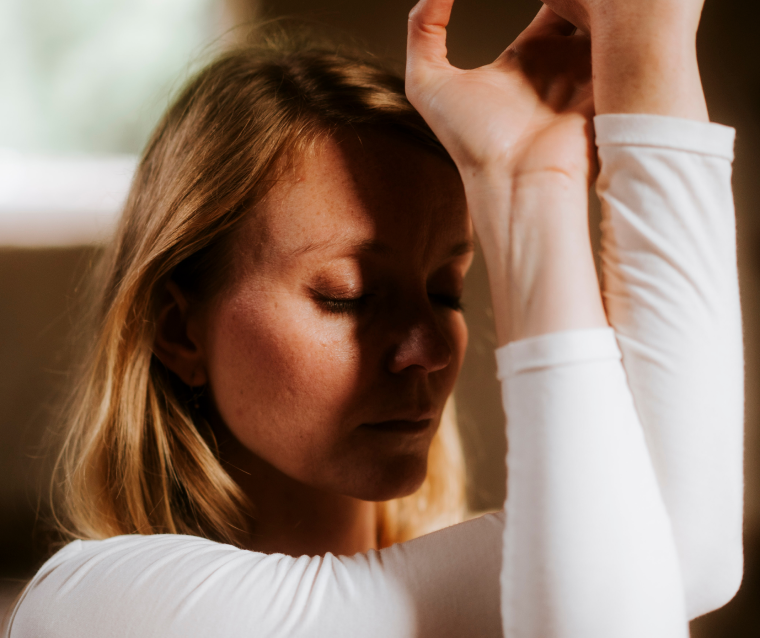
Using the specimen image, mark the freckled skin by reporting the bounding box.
[196,130,472,553]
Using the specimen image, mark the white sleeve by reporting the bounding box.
[7,513,504,638]
[595,114,744,618]
[498,328,689,638]
[497,115,743,635]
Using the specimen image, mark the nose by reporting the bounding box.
[387,306,453,375]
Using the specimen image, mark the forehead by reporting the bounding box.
[240,130,469,265]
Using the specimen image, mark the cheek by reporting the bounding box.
[205,294,365,470]
[202,291,469,500]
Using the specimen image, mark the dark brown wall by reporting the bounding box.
[0,248,96,575]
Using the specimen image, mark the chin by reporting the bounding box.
[348,452,430,502]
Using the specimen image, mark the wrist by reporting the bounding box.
[589,4,700,46]
[462,169,586,263]
[463,162,588,216]
[463,171,605,345]
[591,16,708,120]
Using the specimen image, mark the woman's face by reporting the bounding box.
[200,130,472,502]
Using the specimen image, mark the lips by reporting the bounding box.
[362,419,433,433]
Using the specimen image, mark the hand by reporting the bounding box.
[406,2,595,182]
[407,0,608,345]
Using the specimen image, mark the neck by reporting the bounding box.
[213,423,377,557]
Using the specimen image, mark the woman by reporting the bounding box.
[6,0,743,635]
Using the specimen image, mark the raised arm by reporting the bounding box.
[406,1,606,346]
[595,115,742,620]
[544,0,745,618]
[407,1,692,636]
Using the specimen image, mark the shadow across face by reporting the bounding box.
[194,129,473,504]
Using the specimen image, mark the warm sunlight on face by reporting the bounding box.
[201,130,472,502]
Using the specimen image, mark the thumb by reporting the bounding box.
[406,0,455,96]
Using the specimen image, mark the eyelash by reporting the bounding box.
[430,294,465,312]
[317,294,464,314]
[318,296,370,314]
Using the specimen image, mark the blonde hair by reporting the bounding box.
[53,25,466,549]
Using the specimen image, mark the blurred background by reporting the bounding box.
[1,0,758,634]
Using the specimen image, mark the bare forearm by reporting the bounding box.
[465,171,607,346]
[591,10,708,120]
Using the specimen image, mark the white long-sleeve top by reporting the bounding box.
[6,114,743,638]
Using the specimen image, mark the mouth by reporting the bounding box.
[361,418,433,434]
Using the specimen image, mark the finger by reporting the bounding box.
[496,5,576,66]
[540,0,591,34]
[406,0,455,80]
[513,5,576,44]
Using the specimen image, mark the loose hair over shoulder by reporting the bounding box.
[53,24,466,549]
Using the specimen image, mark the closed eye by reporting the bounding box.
[429,293,464,312]
[316,294,371,314]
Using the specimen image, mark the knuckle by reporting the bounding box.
[408,3,423,23]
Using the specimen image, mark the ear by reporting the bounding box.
[153,280,208,387]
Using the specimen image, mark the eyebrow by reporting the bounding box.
[290,238,475,260]
[290,238,390,258]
